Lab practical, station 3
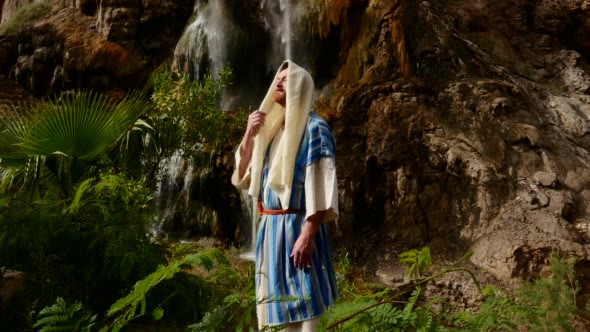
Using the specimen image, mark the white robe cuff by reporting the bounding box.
[304,157,338,223]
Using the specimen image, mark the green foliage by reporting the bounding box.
[325,249,585,332]
[451,256,582,331]
[0,91,149,197]
[66,173,158,283]
[516,256,580,331]
[186,307,226,332]
[34,297,96,332]
[399,246,432,280]
[0,76,250,330]
[187,258,260,331]
[319,286,440,331]
[0,1,53,35]
[103,249,227,331]
[0,173,162,329]
[150,68,247,155]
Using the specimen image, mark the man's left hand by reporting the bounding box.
[291,211,325,269]
[291,224,317,269]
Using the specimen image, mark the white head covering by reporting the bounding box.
[242,60,314,208]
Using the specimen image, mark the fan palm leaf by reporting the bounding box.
[0,91,149,197]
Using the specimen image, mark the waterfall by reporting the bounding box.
[174,0,231,80]
[166,0,311,256]
[151,149,194,239]
[260,0,291,69]
[239,190,256,261]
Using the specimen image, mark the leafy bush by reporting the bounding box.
[0,173,162,329]
[0,1,53,35]
[319,286,439,331]
[150,68,247,155]
[103,248,228,331]
[452,256,582,331]
[322,249,586,331]
[0,91,149,198]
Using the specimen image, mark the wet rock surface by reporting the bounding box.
[0,0,192,95]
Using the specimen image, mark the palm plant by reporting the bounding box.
[0,91,150,198]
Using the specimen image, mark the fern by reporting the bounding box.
[319,287,438,331]
[366,303,404,330]
[399,246,432,280]
[34,297,96,332]
[451,256,581,331]
[186,307,226,332]
[102,249,226,332]
[515,256,579,331]
[319,300,377,331]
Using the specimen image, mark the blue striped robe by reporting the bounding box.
[256,112,338,325]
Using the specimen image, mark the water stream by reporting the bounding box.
[152,149,194,239]
[160,0,308,259]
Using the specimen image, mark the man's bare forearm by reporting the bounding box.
[303,210,325,236]
[238,135,253,178]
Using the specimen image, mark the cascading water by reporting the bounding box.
[260,0,292,67]
[174,0,231,81]
[260,0,311,70]
[239,191,256,261]
[152,149,194,239]
[161,0,312,258]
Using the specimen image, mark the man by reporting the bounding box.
[232,60,338,331]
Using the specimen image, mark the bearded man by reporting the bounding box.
[232,60,338,331]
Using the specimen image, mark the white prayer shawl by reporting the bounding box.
[233,60,314,208]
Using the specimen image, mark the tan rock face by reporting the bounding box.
[311,0,590,290]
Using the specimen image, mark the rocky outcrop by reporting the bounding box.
[0,268,25,306]
[0,0,193,95]
[307,0,590,300]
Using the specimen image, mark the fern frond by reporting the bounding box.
[186,307,226,331]
[34,297,95,332]
[319,300,376,330]
[104,249,223,331]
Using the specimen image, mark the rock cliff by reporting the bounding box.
[311,0,590,302]
[1,0,590,303]
[0,0,193,95]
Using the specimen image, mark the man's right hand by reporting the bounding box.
[244,111,266,141]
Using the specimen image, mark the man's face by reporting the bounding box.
[274,68,288,107]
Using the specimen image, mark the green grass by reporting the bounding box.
[0,1,53,35]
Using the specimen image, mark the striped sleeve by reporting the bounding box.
[306,114,336,166]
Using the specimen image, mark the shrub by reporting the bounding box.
[150,68,247,156]
[0,1,53,35]
[0,91,150,198]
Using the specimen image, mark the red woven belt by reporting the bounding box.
[257,200,303,215]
